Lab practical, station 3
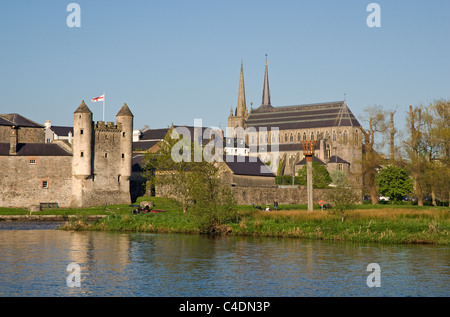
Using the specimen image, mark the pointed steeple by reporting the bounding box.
[261,55,272,109]
[236,60,247,117]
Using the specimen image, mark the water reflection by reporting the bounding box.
[0,225,448,297]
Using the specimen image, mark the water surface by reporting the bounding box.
[0,222,448,297]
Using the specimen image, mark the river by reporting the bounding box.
[0,222,448,297]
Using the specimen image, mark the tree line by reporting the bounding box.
[360,99,450,206]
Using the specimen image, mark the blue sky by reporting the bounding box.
[1,1,449,140]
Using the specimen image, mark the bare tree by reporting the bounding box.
[359,105,388,204]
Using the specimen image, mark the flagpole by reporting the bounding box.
[103,92,105,122]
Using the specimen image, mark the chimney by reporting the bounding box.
[9,126,18,155]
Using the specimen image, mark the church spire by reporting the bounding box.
[261,55,272,108]
[236,60,247,117]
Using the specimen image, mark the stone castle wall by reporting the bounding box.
[230,185,330,206]
[0,155,73,208]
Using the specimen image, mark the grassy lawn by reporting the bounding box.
[2,197,449,245]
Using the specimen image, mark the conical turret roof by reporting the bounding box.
[74,101,92,114]
[116,103,134,117]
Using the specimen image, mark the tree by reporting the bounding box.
[143,128,199,214]
[375,165,413,203]
[326,174,359,222]
[422,99,450,206]
[143,127,237,225]
[359,105,388,204]
[297,162,332,189]
[188,161,237,234]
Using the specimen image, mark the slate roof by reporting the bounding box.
[223,155,275,177]
[328,155,350,165]
[132,155,144,172]
[133,140,159,152]
[50,126,73,136]
[0,114,44,128]
[246,101,361,130]
[296,156,326,166]
[0,143,72,156]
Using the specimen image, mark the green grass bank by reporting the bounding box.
[2,197,449,245]
[30,197,448,245]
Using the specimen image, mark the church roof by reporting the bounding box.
[246,101,361,130]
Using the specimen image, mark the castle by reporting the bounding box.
[228,60,363,189]
[0,101,133,209]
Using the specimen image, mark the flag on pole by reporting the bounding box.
[91,95,104,102]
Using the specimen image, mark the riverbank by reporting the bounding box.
[0,215,107,222]
[54,197,450,245]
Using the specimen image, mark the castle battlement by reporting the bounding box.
[95,121,123,132]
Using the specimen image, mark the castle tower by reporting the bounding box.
[72,101,93,179]
[228,61,248,138]
[116,103,134,183]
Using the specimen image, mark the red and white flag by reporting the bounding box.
[91,95,104,102]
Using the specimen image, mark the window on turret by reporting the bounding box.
[80,129,84,135]
[81,152,84,157]
[122,153,125,159]
[122,132,126,137]
[104,153,108,158]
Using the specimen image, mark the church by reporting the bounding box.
[227,59,363,189]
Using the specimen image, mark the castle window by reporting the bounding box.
[122,153,125,159]
[122,132,126,137]
[42,180,49,189]
[104,153,108,158]
[80,152,84,157]
[80,129,84,135]
[29,159,36,165]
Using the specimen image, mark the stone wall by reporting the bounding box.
[0,155,73,208]
[230,185,331,205]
